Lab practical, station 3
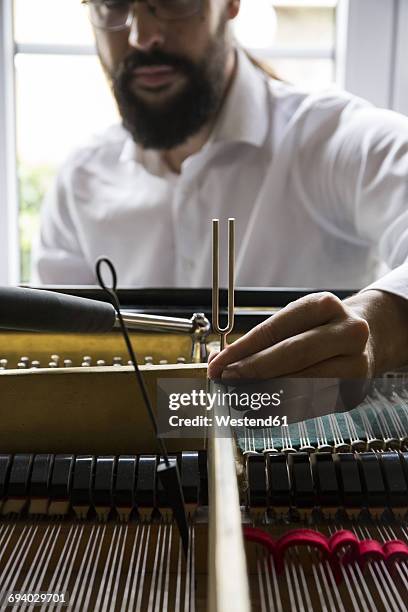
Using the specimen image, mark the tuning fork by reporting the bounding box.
[212,218,235,351]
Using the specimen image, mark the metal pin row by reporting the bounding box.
[0,355,188,370]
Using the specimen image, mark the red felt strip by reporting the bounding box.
[243,525,408,582]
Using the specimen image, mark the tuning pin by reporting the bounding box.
[82,356,92,365]
[64,359,73,368]
[50,354,60,365]
[177,357,186,364]
[0,359,8,370]
[81,361,91,367]
[17,362,26,369]
[144,356,153,365]
[20,356,30,367]
[48,362,58,368]
[31,360,40,369]
[112,356,123,366]
[96,359,106,367]
[159,360,168,365]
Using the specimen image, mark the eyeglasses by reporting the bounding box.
[82,0,203,30]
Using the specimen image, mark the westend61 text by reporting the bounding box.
[168,415,288,427]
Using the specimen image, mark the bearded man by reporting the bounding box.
[32,0,408,380]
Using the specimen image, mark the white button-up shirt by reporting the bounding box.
[32,49,408,299]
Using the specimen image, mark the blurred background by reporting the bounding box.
[0,0,407,283]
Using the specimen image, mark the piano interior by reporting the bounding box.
[0,288,407,611]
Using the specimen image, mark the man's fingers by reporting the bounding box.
[208,292,345,378]
[214,318,369,380]
[222,353,369,381]
[207,350,219,364]
[289,354,371,379]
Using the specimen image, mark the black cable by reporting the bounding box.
[95,257,189,554]
[96,257,169,466]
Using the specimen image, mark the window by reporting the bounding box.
[0,0,406,284]
[235,0,337,89]
[14,0,118,282]
[12,0,339,283]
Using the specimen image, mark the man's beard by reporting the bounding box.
[110,27,228,150]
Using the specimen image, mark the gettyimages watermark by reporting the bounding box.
[167,387,286,428]
[168,387,282,411]
[155,376,390,438]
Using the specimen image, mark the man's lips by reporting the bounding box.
[132,65,179,88]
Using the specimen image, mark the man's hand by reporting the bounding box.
[207,290,408,380]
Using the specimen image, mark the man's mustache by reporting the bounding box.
[116,50,196,80]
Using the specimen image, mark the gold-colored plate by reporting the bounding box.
[0,331,243,366]
[0,363,207,454]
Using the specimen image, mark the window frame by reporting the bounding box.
[1,0,407,285]
[0,0,19,285]
[336,0,403,109]
[392,0,408,114]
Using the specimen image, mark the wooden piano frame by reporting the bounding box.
[1,287,400,612]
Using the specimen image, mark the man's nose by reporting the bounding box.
[127,7,166,52]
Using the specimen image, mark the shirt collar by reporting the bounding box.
[209,47,269,148]
[119,46,270,167]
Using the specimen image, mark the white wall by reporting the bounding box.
[337,0,408,114]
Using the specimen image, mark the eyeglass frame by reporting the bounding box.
[82,0,204,31]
